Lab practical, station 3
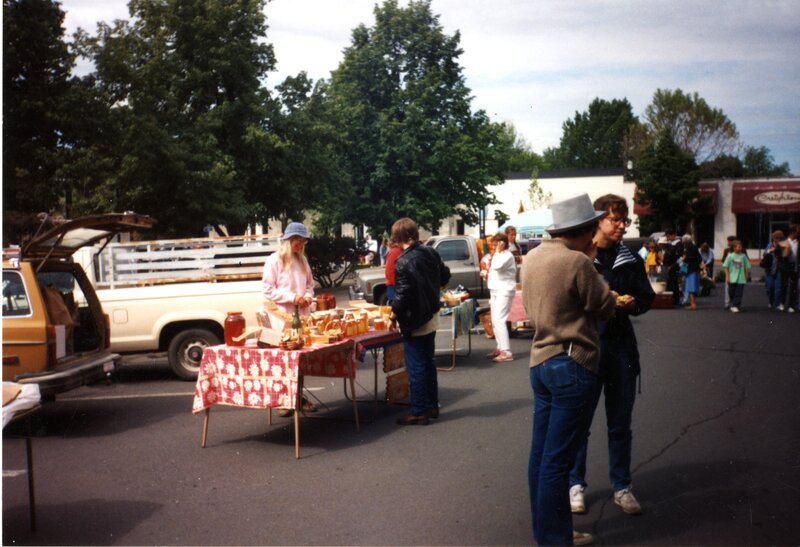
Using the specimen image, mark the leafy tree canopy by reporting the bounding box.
[635,129,698,234]
[500,122,544,172]
[324,0,511,236]
[3,0,75,213]
[743,145,792,177]
[548,97,636,169]
[75,0,276,236]
[640,88,740,163]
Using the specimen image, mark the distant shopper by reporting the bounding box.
[784,225,799,312]
[390,218,451,426]
[505,225,522,264]
[486,232,517,363]
[521,193,617,547]
[644,239,662,281]
[681,234,702,311]
[384,240,402,304]
[699,242,714,279]
[379,238,389,265]
[722,240,751,313]
[764,230,788,309]
[721,236,737,308]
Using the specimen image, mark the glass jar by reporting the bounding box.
[224,312,246,346]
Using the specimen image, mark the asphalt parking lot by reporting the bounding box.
[3,282,799,546]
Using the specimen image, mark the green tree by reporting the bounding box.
[324,0,511,235]
[549,98,636,169]
[635,129,698,234]
[527,175,552,209]
[500,122,544,172]
[263,74,349,234]
[77,0,276,236]
[3,0,74,214]
[695,154,744,180]
[640,88,741,163]
[742,145,791,177]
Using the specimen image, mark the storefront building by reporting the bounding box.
[698,177,800,259]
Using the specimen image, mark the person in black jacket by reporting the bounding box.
[568,194,656,517]
[389,217,451,426]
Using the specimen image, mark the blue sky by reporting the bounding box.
[62,0,800,173]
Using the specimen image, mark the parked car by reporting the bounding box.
[2,213,155,399]
[350,235,488,304]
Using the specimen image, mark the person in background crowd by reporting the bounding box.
[637,241,648,261]
[644,239,662,282]
[681,234,702,311]
[486,232,517,363]
[389,217,451,426]
[699,242,714,279]
[764,230,788,310]
[522,193,617,547]
[723,240,751,313]
[784,225,798,313]
[569,194,655,520]
[384,238,403,304]
[663,228,684,305]
[261,222,316,416]
[721,236,737,308]
[505,225,522,264]
[379,237,389,266]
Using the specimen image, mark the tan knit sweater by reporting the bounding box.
[521,239,616,373]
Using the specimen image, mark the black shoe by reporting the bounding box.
[428,407,440,419]
[396,414,429,426]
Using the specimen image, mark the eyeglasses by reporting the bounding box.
[606,216,632,227]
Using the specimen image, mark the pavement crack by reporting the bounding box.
[634,358,747,473]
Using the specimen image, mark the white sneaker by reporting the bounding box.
[569,484,586,513]
[789,307,796,313]
[730,306,740,313]
[777,304,785,311]
[614,487,642,515]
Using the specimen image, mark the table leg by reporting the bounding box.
[268,407,273,426]
[201,408,210,448]
[349,372,360,433]
[26,416,36,532]
[294,410,300,459]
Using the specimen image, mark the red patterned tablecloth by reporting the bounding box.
[507,290,529,323]
[192,339,355,413]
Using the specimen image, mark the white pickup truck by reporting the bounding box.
[349,235,489,304]
[77,235,276,380]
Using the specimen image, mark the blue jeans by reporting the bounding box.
[765,271,781,306]
[529,355,598,546]
[403,332,438,415]
[386,285,395,304]
[570,338,638,492]
[729,283,745,308]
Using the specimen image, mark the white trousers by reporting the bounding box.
[490,289,515,352]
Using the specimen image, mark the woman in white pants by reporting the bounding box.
[487,232,518,362]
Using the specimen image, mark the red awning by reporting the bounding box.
[732,180,800,213]
[696,183,718,214]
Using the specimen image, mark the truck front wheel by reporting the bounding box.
[168,328,220,380]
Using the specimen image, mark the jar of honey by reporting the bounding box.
[224,312,246,346]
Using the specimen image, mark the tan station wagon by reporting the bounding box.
[2,213,154,399]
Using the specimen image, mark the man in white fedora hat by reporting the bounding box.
[521,193,618,546]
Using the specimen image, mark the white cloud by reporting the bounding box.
[58,0,800,170]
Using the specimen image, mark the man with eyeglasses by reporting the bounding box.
[568,194,655,517]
